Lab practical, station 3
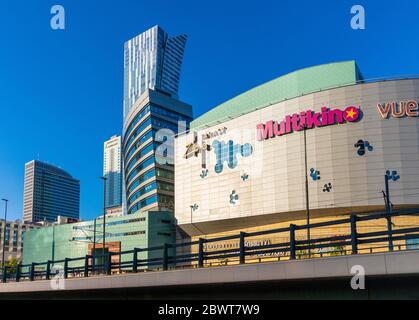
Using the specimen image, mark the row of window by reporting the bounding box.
[125,142,156,174]
[71,230,146,241]
[125,129,155,161]
[124,105,152,141]
[124,103,191,144]
[71,230,173,242]
[124,118,152,153]
[156,168,174,180]
[128,194,158,215]
[127,167,174,195]
[73,217,146,230]
[124,115,181,157]
[127,168,156,194]
[158,182,174,192]
[0,229,19,246]
[127,181,174,206]
[127,181,157,205]
[126,156,155,184]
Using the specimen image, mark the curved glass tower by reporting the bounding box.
[123,26,192,215]
[123,90,192,214]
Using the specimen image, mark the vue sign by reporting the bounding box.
[377,100,418,119]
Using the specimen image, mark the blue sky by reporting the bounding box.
[0,0,418,221]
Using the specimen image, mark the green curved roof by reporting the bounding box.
[191,61,361,129]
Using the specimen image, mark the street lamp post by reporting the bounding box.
[101,176,107,273]
[384,170,400,252]
[302,126,311,257]
[92,217,97,272]
[1,199,8,268]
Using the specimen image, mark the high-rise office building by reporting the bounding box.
[104,135,123,215]
[22,160,80,223]
[123,25,188,119]
[123,90,192,215]
[123,26,192,215]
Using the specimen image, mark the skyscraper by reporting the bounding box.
[123,26,192,215]
[104,135,123,215]
[22,160,80,223]
[123,25,188,119]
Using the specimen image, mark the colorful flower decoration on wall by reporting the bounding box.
[200,169,208,179]
[310,168,321,181]
[323,183,332,192]
[213,140,253,174]
[241,173,249,181]
[354,139,373,156]
[230,190,239,205]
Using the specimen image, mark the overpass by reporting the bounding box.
[1,250,419,299]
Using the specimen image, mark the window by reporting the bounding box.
[128,168,156,193]
[125,130,155,161]
[157,182,174,192]
[124,103,191,144]
[12,230,18,247]
[406,238,419,250]
[128,195,158,214]
[156,168,174,180]
[125,142,156,173]
[124,105,151,141]
[157,232,172,237]
[127,182,157,205]
[72,217,147,230]
[126,156,155,183]
[5,226,10,245]
[124,117,152,152]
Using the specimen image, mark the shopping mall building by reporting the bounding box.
[174,61,419,253]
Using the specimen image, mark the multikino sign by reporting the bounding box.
[256,106,360,141]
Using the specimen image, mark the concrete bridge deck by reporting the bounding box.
[1,250,419,299]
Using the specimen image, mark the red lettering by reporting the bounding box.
[256,121,274,141]
[328,108,344,124]
[306,110,322,128]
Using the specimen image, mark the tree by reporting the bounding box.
[5,257,19,273]
[6,257,19,267]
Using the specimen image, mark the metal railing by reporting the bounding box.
[2,208,419,283]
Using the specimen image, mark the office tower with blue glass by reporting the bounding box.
[22,160,80,223]
[123,26,192,215]
[104,135,123,216]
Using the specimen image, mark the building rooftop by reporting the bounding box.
[25,160,77,180]
[190,60,362,129]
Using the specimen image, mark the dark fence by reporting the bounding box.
[2,208,419,283]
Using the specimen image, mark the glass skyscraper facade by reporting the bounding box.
[104,135,123,213]
[123,26,192,216]
[22,160,80,223]
[123,91,192,215]
[123,25,188,120]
